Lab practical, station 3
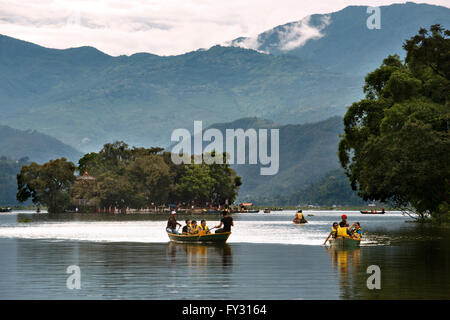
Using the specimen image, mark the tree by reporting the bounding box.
[176,164,215,205]
[207,152,242,205]
[17,158,76,213]
[126,154,173,206]
[339,25,450,222]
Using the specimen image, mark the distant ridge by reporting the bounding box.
[0,125,83,163]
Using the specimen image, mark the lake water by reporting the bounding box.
[0,210,449,299]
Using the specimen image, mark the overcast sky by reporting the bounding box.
[0,0,448,56]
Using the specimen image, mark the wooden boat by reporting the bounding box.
[167,232,231,243]
[263,208,271,213]
[329,237,361,248]
[360,210,385,214]
[293,219,307,225]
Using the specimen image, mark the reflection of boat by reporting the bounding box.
[0,207,12,212]
[360,210,385,214]
[167,232,231,243]
[329,237,361,248]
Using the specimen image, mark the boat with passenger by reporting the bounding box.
[360,209,385,214]
[329,237,361,248]
[167,232,231,243]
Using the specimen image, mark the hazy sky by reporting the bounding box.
[0,0,448,56]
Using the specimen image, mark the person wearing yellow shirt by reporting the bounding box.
[336,221,351,238]
[293,210,307,224]
[198,219,211,235]
[190,220,200,234]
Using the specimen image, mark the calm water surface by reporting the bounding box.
[0,210,449,299]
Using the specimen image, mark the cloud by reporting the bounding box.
[0,0,448,56]
[278,15,331,51]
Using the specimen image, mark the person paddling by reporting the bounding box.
[214,210,234,233]
[323,222,339,245]
[166,211,182,234]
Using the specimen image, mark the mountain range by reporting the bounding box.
[1,3,448,153]
[229,2,450,76]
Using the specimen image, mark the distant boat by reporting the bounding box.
[263,208,271,213]
[0,207,12,213]
[360,210,385,214]
[239,203,259,213]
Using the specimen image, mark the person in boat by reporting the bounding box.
[182,219,191,234]
[336,221,351,238]
[293,210,307,224]
[214,210,234,233]
[166,211,182,234]
[323,222,339,245]
[350,222,362,240]
[190,220,200,234]
[198,219,211,235]
[340,214,349,227]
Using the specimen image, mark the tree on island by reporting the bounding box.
[339,25,449,222]
[16,158,76,213]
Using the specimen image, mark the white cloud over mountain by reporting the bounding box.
[0,0,448,56]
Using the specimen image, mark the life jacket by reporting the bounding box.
[297,213,303,219]
[337,226,350,238]
[352,227,362,238]
[191,225,200,234]
[331,227,337,238]
[198,225,208,235]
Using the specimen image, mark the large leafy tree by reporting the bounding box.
[16,158,76,213]
[339,25,450,221]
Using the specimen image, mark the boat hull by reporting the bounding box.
[329,237,361,248]
[167,232,231,243]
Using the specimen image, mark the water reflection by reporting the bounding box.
[325,247,363,299]
[167,242,233,270]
